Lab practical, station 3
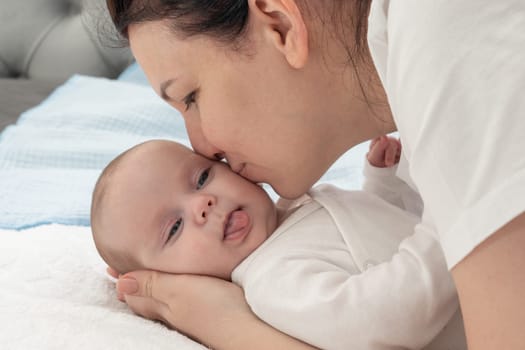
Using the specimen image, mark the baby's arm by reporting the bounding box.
[241,222,459,350]
[363,135,422,215]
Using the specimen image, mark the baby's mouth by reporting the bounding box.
[223,208,250,241]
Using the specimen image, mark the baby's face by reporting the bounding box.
[104,141,278,279]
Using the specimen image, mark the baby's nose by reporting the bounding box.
[192,194,216,224]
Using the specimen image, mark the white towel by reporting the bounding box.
[0,224,206,350]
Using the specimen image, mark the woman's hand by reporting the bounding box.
[109,268,318,350]
[113,270,252,346]
[367,135,402,168]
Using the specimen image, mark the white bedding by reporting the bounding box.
[0,224,206,350]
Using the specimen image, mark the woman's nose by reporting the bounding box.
[191,194,216,224]
[192,137,224,161]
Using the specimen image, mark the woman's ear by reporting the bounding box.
[248,0,309,69]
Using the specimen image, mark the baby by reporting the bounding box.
[91,139,465,350]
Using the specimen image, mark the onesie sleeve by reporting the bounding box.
[368,0,525,267]
[362,159,423,216]
[241,223,458,350]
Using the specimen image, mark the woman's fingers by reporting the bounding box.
[124,294,171,326]
[117,270,165,300]
[106,266,119,278]
[106,266,126,301]
[117,271,176,327]
[116,270,255,347]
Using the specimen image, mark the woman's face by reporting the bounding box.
[128,16,371,199]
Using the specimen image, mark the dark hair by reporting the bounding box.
[107,0,250,46]
[106,1,371,54]
[105,0,379,105]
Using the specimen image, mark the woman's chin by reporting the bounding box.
[273,181,312,200]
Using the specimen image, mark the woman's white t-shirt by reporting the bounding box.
[367,0,525,267]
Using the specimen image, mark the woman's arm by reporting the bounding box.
[368,1,525,347]
[115,272,317,350]
[452,212,525,349]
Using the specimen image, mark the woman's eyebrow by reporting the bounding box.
[160,78,177,101]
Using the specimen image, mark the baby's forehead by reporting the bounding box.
[133,140,195,163]
[104,140,206,215]
[116,141,192,174]
[133,139,189,156]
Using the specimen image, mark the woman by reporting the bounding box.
[106,1,525,349]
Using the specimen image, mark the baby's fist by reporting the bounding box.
[367,135,402,168]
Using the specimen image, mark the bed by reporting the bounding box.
[0,2,370,348]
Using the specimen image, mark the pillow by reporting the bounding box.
[0,75,188,229]
[117,62,150,86]
[0,73,369,230]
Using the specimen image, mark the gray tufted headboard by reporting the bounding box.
[0,0,133,130]
[0,0,132,82]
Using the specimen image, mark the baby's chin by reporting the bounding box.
[213,268,237,281]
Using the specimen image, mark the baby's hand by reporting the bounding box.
[367,135,402,168]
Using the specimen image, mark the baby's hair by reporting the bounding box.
[90,142,148,275]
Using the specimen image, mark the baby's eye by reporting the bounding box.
[197,168,210,189]
[167,218,183,244]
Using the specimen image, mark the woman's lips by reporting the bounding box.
[223,209,250,241]
[231,162,246,176]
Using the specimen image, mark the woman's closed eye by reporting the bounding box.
[183,90,197,111]
[197,168,210,189]
[166,218,183,244]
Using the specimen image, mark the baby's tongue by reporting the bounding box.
[225,210,249,238]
